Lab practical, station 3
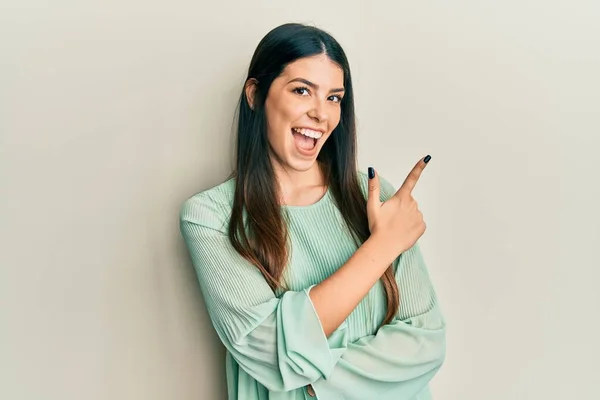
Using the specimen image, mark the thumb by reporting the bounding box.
[367,167,381,219]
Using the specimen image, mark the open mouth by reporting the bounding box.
[291,127,322,152]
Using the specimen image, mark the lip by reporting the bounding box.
[291,127,322,157]
[294,139,319,157]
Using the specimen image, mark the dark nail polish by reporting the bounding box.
[368,167,375,179]
[424,155,431,163]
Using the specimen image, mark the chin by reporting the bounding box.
[287,157,318,172]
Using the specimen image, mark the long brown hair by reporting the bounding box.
[227,23,399,327]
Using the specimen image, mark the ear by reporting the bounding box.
[244,78,258,110]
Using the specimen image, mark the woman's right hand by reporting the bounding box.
[367,156,431,258]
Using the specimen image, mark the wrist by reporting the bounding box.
[365,232,402,265]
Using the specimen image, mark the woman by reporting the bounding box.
[180,23,446,400]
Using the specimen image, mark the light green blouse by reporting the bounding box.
[179,171,446,400]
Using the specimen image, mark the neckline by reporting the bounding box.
[281,186,331,210]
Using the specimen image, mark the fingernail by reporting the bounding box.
[368,167,375,179]
[424,155,432,163]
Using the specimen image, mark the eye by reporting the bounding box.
[329,95,343,103]
[293,87,310,96]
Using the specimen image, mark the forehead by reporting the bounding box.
[279,55,344,87]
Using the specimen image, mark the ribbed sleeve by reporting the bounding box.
[179,195,348,392]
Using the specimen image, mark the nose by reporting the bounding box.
[307,98,328,123]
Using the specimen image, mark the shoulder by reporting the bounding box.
[179,177,236,233]
[357,170,398,202]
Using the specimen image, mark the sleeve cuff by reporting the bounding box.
[281,284,348,379]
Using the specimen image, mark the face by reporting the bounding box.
[254,54,345,173]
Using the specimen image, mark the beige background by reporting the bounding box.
[2,1,599,399]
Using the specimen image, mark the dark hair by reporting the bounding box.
[228,23,399,327]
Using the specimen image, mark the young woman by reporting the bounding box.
[180,23,446,400]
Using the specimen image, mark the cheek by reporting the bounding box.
[267,97,305,130]
[329,107,342,131]
[285,102,311,124]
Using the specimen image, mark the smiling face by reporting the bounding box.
[256,54,345,173]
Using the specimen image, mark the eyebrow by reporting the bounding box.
[287,77,345,93]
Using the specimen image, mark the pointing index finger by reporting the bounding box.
[397,155,431,196]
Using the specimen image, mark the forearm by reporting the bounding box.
[309,233,397,337]
[310,242,447,399]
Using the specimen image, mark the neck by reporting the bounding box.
[271,160,326,195]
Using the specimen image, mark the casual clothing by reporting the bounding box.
[179,171,446,399]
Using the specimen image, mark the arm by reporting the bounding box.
[311,243,447,399]
[180,196,349,392]
[309,233,403,336]
[308,173,446,399]
[310,163,434,338]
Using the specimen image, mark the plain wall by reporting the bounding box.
[2,1,599,399]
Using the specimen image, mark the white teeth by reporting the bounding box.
[292,128,323,139]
